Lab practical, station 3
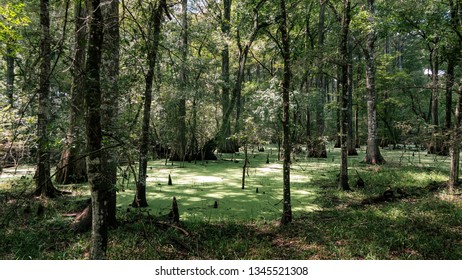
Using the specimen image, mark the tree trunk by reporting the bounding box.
[309,0,327,158]
[338,0,351,191]
[85,0,108,260]
[101,0,120,227]
[363,0,384,165]
[133,0,166,208]
[428,49,448,155]
[173,0,188,163]
[5,44,14,107]
[242,144,247,189]
[56,0,88,185]
[347,38,357,156]
[431,51,439,127]
[280,0,292,225]
[445,57,455,130]
[35,0,57,197]
[449,77,462,192]
[218,0,234,153]
[448,0,461,192]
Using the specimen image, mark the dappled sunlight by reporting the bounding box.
[114,152,330,221]
[402,171,447,186]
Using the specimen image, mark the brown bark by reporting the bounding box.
[280,0,292,225]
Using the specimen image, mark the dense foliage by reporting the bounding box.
[0,0,461,259]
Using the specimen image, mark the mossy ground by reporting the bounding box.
[1,146,461,259]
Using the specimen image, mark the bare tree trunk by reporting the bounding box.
[101,0,120,227]
[363,0,384,165]
[133,0,166,208]
[280,0,292,225]
[86,0,108,259]
[56,0,88,185]
[35,0,57,197]
[338,0,351,191]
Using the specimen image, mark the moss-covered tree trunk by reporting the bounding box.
[86,0,109,259]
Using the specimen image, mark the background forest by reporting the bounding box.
[1,0,462,260]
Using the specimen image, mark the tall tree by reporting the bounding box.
[363,0,385,164]
[56,0,88,184]
[218,0,234,153]
[101,0,120,227]
[85,0,113,259]
[448,0,462,192]
[132,0,167,207]
[35,0,57,197]
[338,0,352,191]
[279,0,292,225]
[173,0,188,162]
[308,0,328,158]
[347,37,357,156]
[216,0,268,151]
